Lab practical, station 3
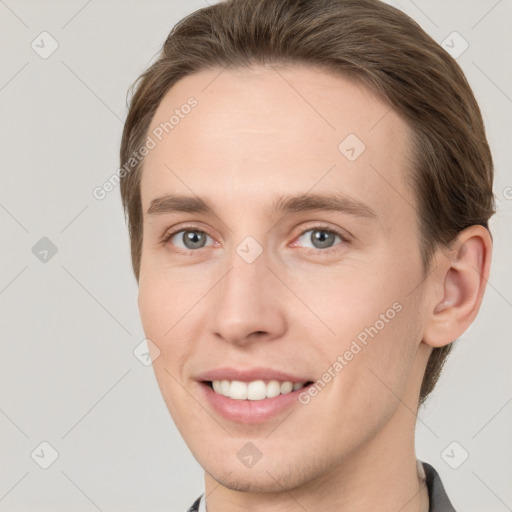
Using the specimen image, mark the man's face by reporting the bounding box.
[138,64,430,492]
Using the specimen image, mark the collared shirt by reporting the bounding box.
[186,460,456,512]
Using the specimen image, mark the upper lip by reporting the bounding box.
[196,367,313,384]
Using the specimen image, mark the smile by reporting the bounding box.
[209,379,311,400]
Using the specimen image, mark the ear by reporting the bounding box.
[423,225,492,348]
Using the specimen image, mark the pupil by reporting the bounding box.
[184,231,205,249]
[313,230,334,248]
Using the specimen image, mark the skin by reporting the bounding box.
[137,64,492,512]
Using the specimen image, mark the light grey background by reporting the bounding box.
[0,1,510,511]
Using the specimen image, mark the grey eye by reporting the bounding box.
[172,230,211,250]
[297,229,341,249]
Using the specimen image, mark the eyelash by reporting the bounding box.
[161,224,349,257]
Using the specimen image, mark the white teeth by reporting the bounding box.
[247,380,266,400]
[280,381,293,394]
[210,379,308,400]
[266,380,281,398]
[220,379,230,396]
[230,380,248,400]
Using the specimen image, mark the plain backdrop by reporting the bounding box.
[0,1,511,511]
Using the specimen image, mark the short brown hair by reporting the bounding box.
[120,0,495,403]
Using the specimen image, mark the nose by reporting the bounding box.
[209,247,287,347]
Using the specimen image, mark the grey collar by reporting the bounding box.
[422,461,457,511]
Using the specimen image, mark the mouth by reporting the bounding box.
[204,379,314,400]
[198,378,315,423]
[195,367,316,422]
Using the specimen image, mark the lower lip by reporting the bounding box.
[198,382,312,423]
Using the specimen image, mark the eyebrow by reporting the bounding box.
[146,192,377,219]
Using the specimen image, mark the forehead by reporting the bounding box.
[140,64,415,221]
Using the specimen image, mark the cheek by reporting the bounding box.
[138,276,166,342]
[137,271,198,426]
[138,253,191,335]
[315,303,422,452]
[315,263,423,392]
[138,266,185,368]
[137,262,209,375]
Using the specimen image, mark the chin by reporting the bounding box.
[209,468,299,493]
[201,453,330,495]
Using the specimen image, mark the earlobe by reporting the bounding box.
[423,225,492,348]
